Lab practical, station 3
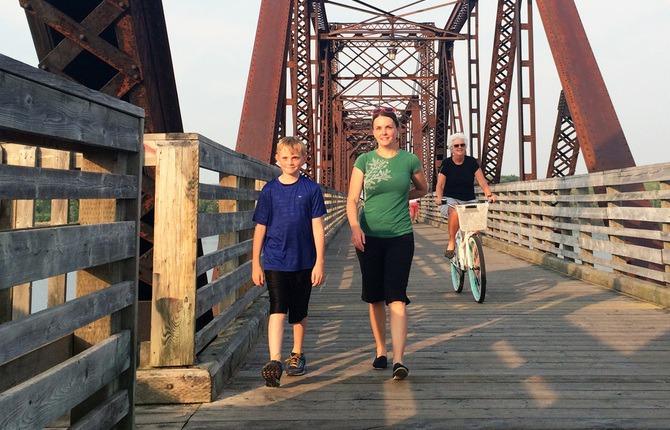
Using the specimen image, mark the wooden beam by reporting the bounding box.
[150,139,199,366]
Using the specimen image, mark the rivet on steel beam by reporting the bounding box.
[131,65,139,70]
[21,1,32,10]
[132,74,139,80]
[38,64,48,71]
[79,34,86,41]
[118,1,126,9]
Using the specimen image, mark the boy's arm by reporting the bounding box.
[252,224,266,286]
[311,216,325,287]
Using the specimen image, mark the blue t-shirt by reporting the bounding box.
[253,175,327,271]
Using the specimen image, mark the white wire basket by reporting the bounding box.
[455,202,489,232]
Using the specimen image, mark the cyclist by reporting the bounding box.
[434,133,496,259]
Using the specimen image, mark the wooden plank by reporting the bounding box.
[0,331,130,430]
[151,139,198,367]
[136,367,211,404]
[0,222,136,289]
[0,335,72,393]
[0,71,141,152]
[198,135,277,180]
[199,183,260,201]
[5,144,36,319]
[197,211,255,238]
[493,201,670,223]
[196,239,253,276]
[211,174,240,316]
[490,162,670,193]
[0,164,138,199]
[194,285,263,353]
[70,390,129,430]
[0,54,144,117]
[196,261,252,317]
[41,148,70,307]
[0,281,134,366]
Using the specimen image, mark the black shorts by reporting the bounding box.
[356,233,414,305]
[265,269,312,324]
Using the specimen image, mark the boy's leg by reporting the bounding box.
[369,302,387,357]
[268,313,286,361]
[292,317,307,354]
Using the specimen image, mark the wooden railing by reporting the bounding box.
[421,162,670,306]
[140,133,347,402]
[0,54,143,429]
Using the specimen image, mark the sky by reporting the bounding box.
[1,1,668,176]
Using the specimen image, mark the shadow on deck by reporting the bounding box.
[137,224,670,429]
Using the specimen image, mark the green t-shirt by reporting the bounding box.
[354,150,421,238]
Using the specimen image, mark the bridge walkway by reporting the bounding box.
[137,223,670,429]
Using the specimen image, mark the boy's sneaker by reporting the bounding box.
[392,363,409,380]
[285,352,306,376]
[261,360,283,387]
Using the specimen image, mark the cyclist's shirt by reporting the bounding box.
[439,155,479,201]
[354,150,421,238]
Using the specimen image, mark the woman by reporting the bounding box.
[434,133,496,259]
[346,107,428,381]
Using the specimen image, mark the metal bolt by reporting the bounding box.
[118,1,126,8]
[79,34,86,41]
[39,63,48,71]
[132,74,139,80]
[22,1,32,10]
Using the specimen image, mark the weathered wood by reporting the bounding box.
[41,148,70,307]
[70,390,129,430]
[0,164,137,199]
[0,281,134,366]
[196,261,252,318]
[0,331,130,430]
[0,335,72,393]
[136,368,211,404]
[0,69,141,152]
[197,211,255,238]
[194,285,263,353]
[151,139,199,367]
[5,144,36,319]
[196,239,253,276]
[0,222,136,289]
[0,54,144,117]
[199,183,260,201]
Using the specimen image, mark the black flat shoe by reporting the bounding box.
[392,363,409,380]
[372,355,388,370]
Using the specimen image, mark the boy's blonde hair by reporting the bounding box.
[276,136,307,156]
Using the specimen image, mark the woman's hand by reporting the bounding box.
[351,225,366,251]
[486,193,497,203]
[252,262,265,287]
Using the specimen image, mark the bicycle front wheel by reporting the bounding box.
[450,258,464,293]
[466,235,486,303]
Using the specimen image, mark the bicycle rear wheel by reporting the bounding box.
[466,234,486,303]
[450,258,464,293]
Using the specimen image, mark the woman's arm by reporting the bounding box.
[474,168,496,202]
[347,167,366,251]
[409,169,428,200]
[435,172,446,205]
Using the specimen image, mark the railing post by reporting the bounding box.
[151,139,199,366]
[662,180,669,286]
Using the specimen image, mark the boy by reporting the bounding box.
[252,136,327,387]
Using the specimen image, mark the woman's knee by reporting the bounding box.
[388,301,406,315]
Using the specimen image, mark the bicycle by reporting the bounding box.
[446,202,488,303]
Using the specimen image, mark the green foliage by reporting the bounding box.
[199,199,219,213]
[499,174,520,183]
[644,182,661,208]
[35,200,51,222]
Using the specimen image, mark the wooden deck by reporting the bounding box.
[137,224,670,429]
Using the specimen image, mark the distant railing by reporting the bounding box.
[0,54,142,429]
[140,133,346,401]
[421,162,670,306]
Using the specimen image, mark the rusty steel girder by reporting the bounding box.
[21,0,182,133]
[536,0,634,171]
[547,91,579,178]
[288,0,316,175]
[516,0,537,180]
[236,0,292,163]
[480,0,519,184]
